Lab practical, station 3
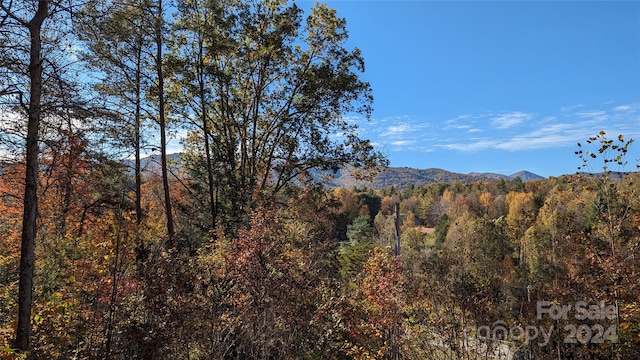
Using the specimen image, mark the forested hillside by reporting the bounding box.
[322,166,544,189]
[1,0,639,359]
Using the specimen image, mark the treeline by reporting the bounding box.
[330,138,640,359]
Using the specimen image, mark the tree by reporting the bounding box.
[80,0,176,244]
[0,0,50,352]
[2,0,126,353]
[0,162,24,355]
[576,131,636,256]
[338,214,374,278]
[505,191,537,263]
[574,132,640,357]
[174,0,386,234]
[78,0,156,250]
[344,247,406,359]
[168,0,232,232]
[374,210,396,248]
[151,0,175,242]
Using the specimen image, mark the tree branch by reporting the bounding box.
[0,87,25,108]
[0,0,28,27]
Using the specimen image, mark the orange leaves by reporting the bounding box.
[212,205,336,358]
[359,248,404,302]
[343,247,407,357]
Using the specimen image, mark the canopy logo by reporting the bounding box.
[465,301,618,348]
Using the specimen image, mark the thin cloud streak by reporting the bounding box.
[560,104,584,112]
[575,110,608,122]
[362,102,640,156]
[496,129,592,151]
[391,140,417,146]
[383,124,412,136]
[613,103,639,112]
[440,122,638,152]
[402,104,640,152]
[491,112,533,129]
[439,140,497,152]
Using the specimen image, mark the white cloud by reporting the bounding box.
[383,124,412,136]
[497,134,577,151]
[371,117,431,148]
[439,140,497,152]
[489,122,592,151]
[445,115,471,124]
[613,103,638,112]
[575,110,608,122]
[560,104,584,112]
[391,140,417,146]
[491,112,533,129]
[439,120,613,152]
[0,111,22,129]
[444,114,477,130]
[367,102,640,156]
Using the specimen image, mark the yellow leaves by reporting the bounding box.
[479,191,493,209]
[345,344,375,360]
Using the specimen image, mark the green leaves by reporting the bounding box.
[577,131,636,173]
[171,0,385,233]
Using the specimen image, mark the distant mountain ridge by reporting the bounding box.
[123,153,183,174]
[125,153,545,189]
[323,166,544,189]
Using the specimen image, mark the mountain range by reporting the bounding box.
[320,166,544,189]
[128,153,545,189]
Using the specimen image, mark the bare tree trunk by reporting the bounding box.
[197,35,217,231]
[15,0,49,353]
[135,40,143,228]
[155,0,174,243]
[134,34,146,263]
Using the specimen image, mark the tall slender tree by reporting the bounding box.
[152,0,175,242]
[0,0,49,353]
[170,0,230,231]
[78,0,155,252]
[1,0,92,352]
[84,0,176,242]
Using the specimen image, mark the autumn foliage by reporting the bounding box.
[1,128,640,359]
[1,0,639,357]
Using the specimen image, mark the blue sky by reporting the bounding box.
[296,0,640,177]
